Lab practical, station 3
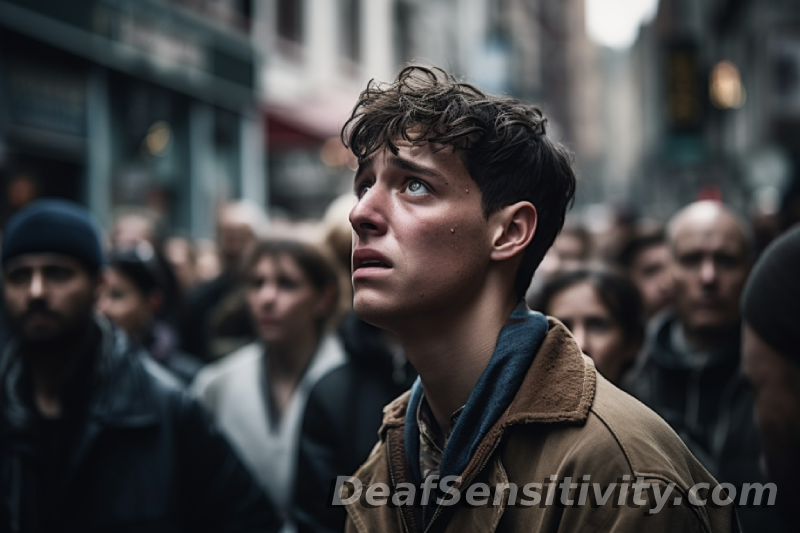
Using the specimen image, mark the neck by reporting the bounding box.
[266,330,321,389]
[398,282,519,434]
[682,323,739,353]
[24,322,94,419]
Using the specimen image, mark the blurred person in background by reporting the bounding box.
[163,235,200,293]
[550,222,592,268]
[616,227,673,321]
[111,207,184,326]
[741,225,800,526]
[293,197,416,533]
[535,267,643,385]
[98,242,201,385]
[626,200,781,532]
[0,199,279,532]
[195,238,223,282]
[524,221,591,304]
[180,200,266,360]
[595,203,638,260]
[111,206,166,250]
[192,238,346,533]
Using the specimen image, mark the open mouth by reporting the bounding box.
[356,260,391,270]
[353,249,393,271]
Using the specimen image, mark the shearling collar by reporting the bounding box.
[379,317,596,437]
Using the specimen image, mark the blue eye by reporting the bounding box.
[406,180,430,196]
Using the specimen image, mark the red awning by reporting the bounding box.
[265,96,354,151]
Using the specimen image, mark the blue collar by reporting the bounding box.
[404,304,549,483]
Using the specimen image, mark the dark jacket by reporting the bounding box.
[179,273,254,361]
[0,316,280,533]
[625,312,783,532]
[143,320,202,386]
[293,312,416,533]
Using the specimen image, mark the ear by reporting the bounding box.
[489,201,538,262]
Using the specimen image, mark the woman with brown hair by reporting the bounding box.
[191,238,346,533]
[535,266,644,385]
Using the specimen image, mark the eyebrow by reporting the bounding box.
[386,155,445,180]
[354,154,445,182]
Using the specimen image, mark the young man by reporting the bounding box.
[0,199,279,532]
[339,66,736,532]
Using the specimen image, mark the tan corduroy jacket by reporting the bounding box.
[342,319,738,533]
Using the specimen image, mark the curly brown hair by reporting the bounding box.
[342,65,577,298]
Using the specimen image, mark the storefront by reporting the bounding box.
[0,0,262,237]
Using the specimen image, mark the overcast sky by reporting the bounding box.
[585,0,660,49]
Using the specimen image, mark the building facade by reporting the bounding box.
[0,0,263,237]
[631,0,800,220]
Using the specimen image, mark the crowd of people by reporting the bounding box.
[0,65,799,533]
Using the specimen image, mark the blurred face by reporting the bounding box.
[553,233,585,268]
[547,281,635,383]
[97,268,153,339]
[630,243,673,319]
[217,210,257,268]
[349,144,492,330]
[164,237,197,290]
[112,215,155,249]
[742,323,800,509]
[670,212,749,335]
[4,254,98,351]
[247,254,327,346]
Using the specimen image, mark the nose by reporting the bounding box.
[29,271,45,299]
[349,188,388,238]
[699,257,717,285]
[257,282,279,307]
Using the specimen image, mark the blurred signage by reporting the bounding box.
[665,41,703,133]
[772,34,800,118]
[0,0,253,94]
[664,41,705,164]
[118,14,207,71]
[3,60,86,136]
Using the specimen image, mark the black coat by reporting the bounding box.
[0,318,280,533]
[293,312,416,533]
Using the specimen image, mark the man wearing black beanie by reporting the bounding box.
[0,199,280,531]
[741,224,800,524]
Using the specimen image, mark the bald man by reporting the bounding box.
[626,201,784,532]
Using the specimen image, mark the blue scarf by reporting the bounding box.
[404,305,549,484]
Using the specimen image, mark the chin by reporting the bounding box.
[353,295,401,331]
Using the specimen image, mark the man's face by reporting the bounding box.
[742,323,800,509]
[4,254,99,350]
[630,243,673,320]
[670,213,749,333]
[349,144,491,330]
[217,210,256,268]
